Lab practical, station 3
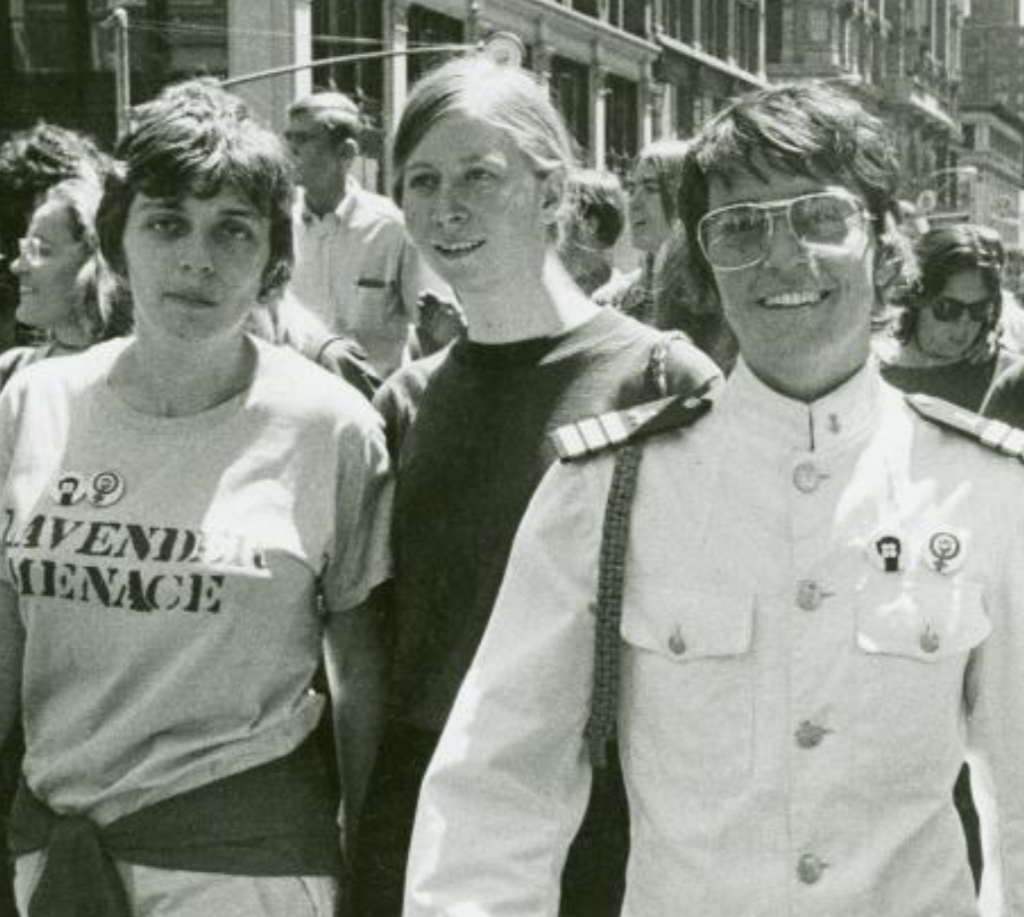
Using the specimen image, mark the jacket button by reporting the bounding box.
[796,580,826,611]
[668,630,687,656]
[920,628,941,654]
[797,853,826,884]
[793,462,826,494]
[795,720,829,749]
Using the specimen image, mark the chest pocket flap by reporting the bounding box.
[856,578,991,662]
[621,587,754,662]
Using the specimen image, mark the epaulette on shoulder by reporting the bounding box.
[905,393,1024,460]
[552,394,713,463]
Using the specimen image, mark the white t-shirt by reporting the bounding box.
[0,337,393,825]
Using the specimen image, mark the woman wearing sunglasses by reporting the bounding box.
[876,224,1020,412]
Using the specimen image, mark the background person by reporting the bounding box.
[877,223,1020,413]
[0,123,108,355]
[353,56,720,917]
[1,174,130,390]
[0,82,392,917]
[284,91,456,377]
[0,133,111,917]
[556,168,627,296]
[654,225,738,373]
[404,80,1024,917]
[595,139,688,326]
[247,290,381,401]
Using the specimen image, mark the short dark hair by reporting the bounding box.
[893,223,1005,344]
[677,81,901,295]
[0,122,107,255]
[563,169,626,249]
[97,80,293,300]
[287,91,363,146]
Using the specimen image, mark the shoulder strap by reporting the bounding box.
[585,442,643,769]
[905,392,1024,461]
[552,394,711,463]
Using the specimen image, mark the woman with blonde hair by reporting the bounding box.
[356,54,719,917]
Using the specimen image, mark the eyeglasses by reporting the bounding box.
[697,190,869,271]
[927,296,997,323]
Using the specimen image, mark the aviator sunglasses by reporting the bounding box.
[927,295,997,323]
[697,190,868,271]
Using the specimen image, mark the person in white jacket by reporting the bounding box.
[404,80,1024,917]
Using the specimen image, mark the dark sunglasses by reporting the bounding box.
[927,296,997,323]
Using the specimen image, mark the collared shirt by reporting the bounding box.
[290,179,448,377]
[406,359,1024,917]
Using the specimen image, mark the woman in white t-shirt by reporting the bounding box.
[0,80,392,917]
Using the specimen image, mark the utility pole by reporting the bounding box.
[100,1,143,139]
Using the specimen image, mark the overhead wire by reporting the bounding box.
[125,17,459,49]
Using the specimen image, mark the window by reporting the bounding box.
[605,74,639,176]
[737,0,760,73]
[8,0,78,73]
[701,0,729,58]
[406,6,463,85]
[664,0,695,42]
[550,56,591,159]
[622,0,647,37]
[766,0,784,63]
[312,0,384,112]
[161,0,228,78]
[809,8,829,42]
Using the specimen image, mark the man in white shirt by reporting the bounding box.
[285,92,451,377]
[404,81,1024,917]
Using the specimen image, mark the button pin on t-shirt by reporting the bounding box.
[88,471,126,507]
[51,472,87,506]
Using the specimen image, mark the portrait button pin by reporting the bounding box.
[868,529,905,573]
[88,471,125,507]
[51,472,87,506]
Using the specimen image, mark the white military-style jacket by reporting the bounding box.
[404,360,1024,917]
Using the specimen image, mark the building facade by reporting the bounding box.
[3,0,1019,249]
[956,104,1024,249]
[764,0,965,209]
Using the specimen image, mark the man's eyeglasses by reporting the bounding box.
[697,190,869,271]
[927,296,997,323]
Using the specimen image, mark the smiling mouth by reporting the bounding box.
[433,240,485,259]
[759,290,830,310]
